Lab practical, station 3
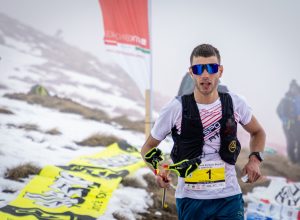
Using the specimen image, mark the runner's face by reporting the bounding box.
[189,56,223,96]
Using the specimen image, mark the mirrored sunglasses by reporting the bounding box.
[190,63,220,75]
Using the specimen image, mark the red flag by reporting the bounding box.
[99,0,150,50]
[99,0,151,95]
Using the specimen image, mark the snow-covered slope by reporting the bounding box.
[0,95,152,219]
[0,12,145,119]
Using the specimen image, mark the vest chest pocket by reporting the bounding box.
[219,136,241,165]
[219,116,240,165]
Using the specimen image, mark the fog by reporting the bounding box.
[0,0,299,147]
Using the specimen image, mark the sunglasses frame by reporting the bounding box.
[190,63,220,75]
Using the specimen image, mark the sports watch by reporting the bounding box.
[248,152,264,162]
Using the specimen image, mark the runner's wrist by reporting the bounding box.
[248,151,264,162]
[249,155,261,164]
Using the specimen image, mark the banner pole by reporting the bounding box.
[145,89,151,139]
[145,0,153,140]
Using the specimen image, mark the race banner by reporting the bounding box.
[0,142,145,219]
[98,0,151,96]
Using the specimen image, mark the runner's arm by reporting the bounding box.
[242,115,266,153]
[241,115,266,183]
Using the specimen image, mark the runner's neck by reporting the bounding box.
[194,90,219,104]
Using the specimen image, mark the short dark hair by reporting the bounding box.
[190,44,221,65]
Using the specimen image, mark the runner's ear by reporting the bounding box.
[218,65,223,78]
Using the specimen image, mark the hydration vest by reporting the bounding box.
[170,92,241,165]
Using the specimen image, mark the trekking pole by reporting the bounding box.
[162,188,167,208]
[160,173,169,209]
[156,163,169,209]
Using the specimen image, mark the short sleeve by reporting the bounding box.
[151,98,182,141]
[229,92,252,125]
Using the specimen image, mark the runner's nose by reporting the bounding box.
[201,69,210,77]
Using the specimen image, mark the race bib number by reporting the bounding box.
[184,161,225,190]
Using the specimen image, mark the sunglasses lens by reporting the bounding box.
[206,64,219,74]
[191,64,203,75]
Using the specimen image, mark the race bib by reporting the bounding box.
[184,161,226,190]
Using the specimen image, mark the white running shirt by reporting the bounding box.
[151,92,252,199]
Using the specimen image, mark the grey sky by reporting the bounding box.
[0,0,300,146]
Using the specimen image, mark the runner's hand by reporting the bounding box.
[242,156,261,183]
[155,170,171,188]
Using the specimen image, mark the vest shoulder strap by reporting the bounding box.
[219,92,234,118]
[181,93,200,119]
